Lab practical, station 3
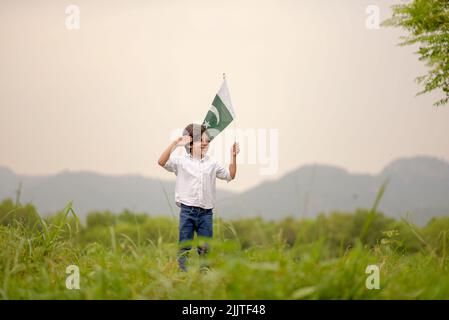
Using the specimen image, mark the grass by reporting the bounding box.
[0,196,449,299]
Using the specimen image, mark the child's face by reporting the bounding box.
[191,133,210,158]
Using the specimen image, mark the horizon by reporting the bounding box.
[2,153,448,193]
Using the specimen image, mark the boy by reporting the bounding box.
[158,123,239,271]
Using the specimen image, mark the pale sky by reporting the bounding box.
[1,0,448,192]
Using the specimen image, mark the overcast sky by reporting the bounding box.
[1,0,448,192]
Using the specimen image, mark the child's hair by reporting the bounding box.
[182,123,207,154]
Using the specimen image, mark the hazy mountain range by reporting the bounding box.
[1,156,449,225]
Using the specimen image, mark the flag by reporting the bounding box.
[203,77,236,140]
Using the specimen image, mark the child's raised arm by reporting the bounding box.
[229,142,240,179]
[158,136,191,167]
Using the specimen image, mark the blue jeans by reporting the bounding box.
[177,203,213,271]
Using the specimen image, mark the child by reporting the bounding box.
[158,123,239,271]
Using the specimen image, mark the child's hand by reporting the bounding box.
[176,135,192,146]
[231,142,240,157]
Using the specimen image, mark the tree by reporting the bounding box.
[384,0,449,106]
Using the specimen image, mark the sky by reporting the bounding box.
[1,0,449,192]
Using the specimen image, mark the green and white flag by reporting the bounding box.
[203,77,236,140]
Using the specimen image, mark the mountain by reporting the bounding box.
[218,156,449,225]
[1,156,449,224]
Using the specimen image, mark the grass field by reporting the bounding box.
[1,197,449,300]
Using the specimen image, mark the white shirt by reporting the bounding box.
[163,153,232,209]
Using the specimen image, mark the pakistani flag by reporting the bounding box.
[203,77,236,140]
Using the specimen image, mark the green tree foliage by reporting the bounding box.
[384,0,449,106]
[422,216,449,254]
[0,197,435,255]
[86,211,116,228]
[0,198,40,229]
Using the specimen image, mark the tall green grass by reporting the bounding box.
[0,197,448,299]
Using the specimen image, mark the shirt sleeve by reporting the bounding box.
[163,156,180,175]
[216,162,232,182]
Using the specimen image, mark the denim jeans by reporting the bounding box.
[177,203,213,271]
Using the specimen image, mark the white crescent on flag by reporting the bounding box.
[210,105,220,125]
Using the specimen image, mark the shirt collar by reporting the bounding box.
[185,153,209,162]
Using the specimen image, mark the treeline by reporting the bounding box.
[1,198,448,257]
